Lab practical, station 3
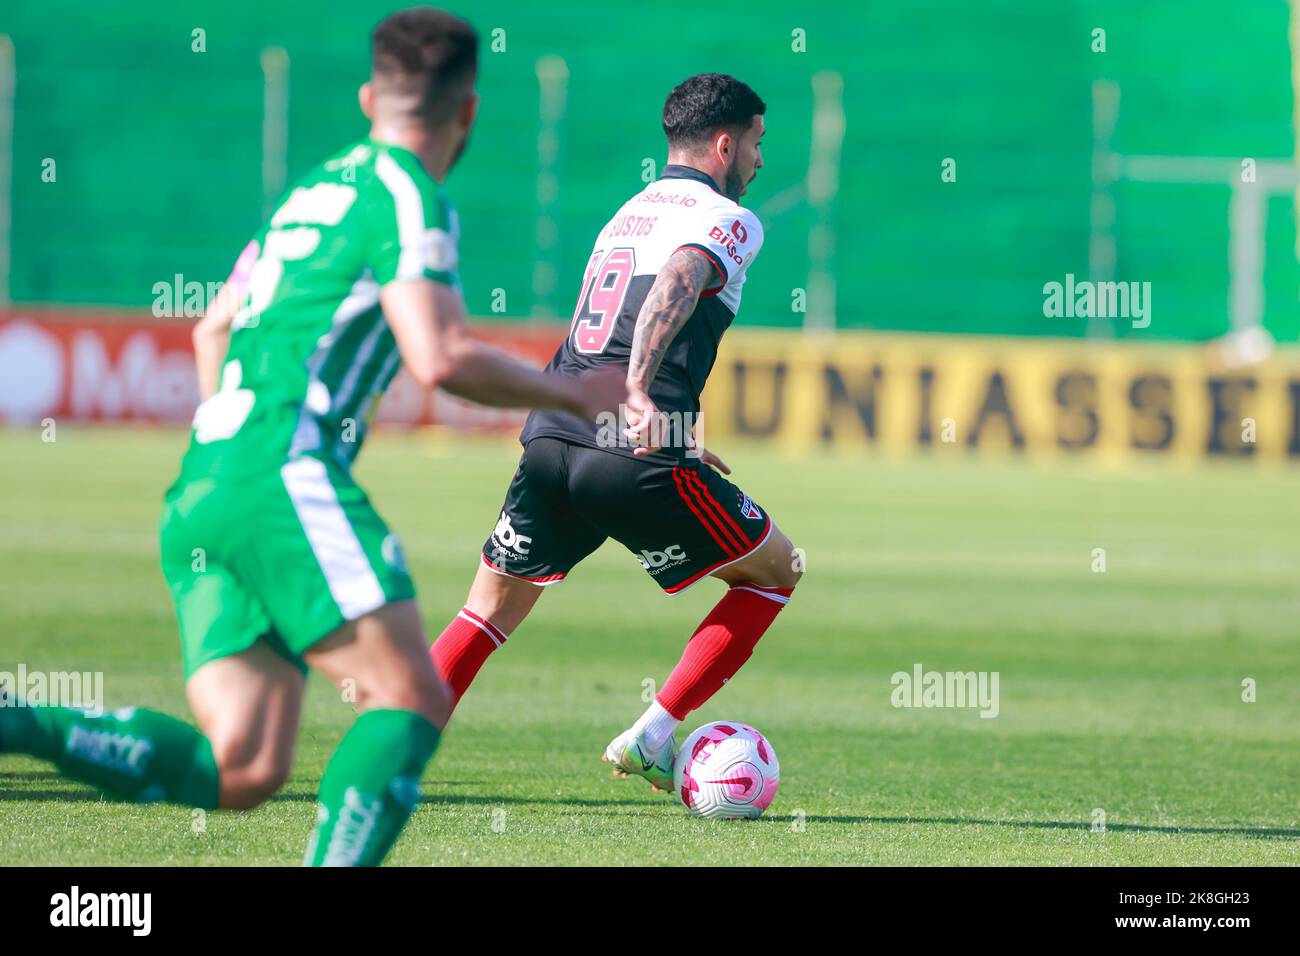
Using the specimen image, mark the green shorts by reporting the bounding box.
[159,456,415,679]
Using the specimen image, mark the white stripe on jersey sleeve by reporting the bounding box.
[375,152,430,281]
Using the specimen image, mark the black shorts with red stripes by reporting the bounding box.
[480,436,773,594]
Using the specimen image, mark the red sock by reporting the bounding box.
[657,584,794,720]
[431,607,509,708]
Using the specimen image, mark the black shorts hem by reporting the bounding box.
[478,553,568,586]
[661,514,773,595]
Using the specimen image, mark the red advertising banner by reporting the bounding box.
[0,308,567,430]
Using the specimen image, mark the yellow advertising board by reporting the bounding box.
[703,331,1300,464]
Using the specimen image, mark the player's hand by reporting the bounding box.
[624,386,663,456]
[698,447,731,475]
[569,366,629,421]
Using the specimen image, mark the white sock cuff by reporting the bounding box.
[633,699,680,752]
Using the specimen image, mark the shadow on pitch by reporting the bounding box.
[6,777,1285,836]
[0,784,662,810]
[0,773,662,809]
[239,786,664,809]
[781,814,1300,840]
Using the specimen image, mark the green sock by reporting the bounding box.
[0,704,219,809]
[304,709,441,867]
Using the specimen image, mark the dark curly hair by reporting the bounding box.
[662,73,766,149]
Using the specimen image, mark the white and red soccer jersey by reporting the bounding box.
[521,165,764,462]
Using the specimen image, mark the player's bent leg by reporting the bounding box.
[185,640,305,810]
[431,440,605,714]
[307,599,451,723]
[300,599,449,866]
[657,521,801,721]
[466,556,546,632]
[623,522,802,786]
[0,700,223,810]
[568,446,803,791]
[430,560,545,712]
[711,521,804,591]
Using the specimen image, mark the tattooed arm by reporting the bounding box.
[624,248,718,455]
[627,248,717,390]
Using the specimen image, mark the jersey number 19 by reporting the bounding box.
[571,247,635,354]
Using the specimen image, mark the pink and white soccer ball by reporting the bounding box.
[673,721,779,819]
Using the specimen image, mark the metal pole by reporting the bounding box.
[532,55,568,319]
[805,70,844,335]
[260,46,290,219]
[1088,79,1120,338]
[0,36,15,307]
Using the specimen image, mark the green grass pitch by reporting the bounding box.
[1,426,1297,865]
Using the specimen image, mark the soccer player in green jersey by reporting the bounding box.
[0,8,624,866]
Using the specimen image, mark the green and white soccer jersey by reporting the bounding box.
[183,138,459,477]
[161,138,456,677]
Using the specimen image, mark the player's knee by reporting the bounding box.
[356,669,452,728]
[220,768,288,811]
[466,564,540,634]
[776,560,804,591]
[213,741,292,811]
[752,562,801,591]
[761,531,804,590]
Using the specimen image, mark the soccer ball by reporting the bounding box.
[673,721,779,819]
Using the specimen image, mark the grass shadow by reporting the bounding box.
[783,814,1300,840]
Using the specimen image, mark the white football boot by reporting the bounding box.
[601,728,678,793]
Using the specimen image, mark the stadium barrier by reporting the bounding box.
[707,331,1300,463]
[0,308,560,432]
[3,309,1298,464]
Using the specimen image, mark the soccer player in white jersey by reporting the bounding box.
[428,74,803,793]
